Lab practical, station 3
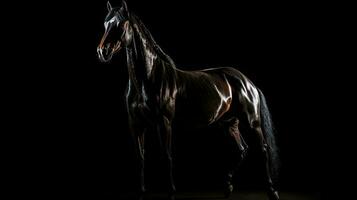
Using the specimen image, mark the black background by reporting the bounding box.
[13,0,324,197]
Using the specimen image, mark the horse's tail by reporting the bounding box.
[258,89,280,181]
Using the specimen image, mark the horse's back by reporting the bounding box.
[179,67,258,99]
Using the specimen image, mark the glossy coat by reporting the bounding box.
[97,1,280,199]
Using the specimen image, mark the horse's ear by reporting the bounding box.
[122,0,129,14]
[107,1,112,11]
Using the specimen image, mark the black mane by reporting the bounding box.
[130,14,176,68]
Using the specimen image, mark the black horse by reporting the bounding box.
[97,1,279,199]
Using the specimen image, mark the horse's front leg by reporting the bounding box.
[130,122,146,194]
[157,116,176,194]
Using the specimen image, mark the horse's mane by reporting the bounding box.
[130,14,176,68]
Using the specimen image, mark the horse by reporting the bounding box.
[97,1,280,199]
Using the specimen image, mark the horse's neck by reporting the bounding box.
[126,22,159,92]
[126,17,177,101]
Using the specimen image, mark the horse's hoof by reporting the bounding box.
[135,192,144,200]
[168,193,176,200]
[268,190,279,200]
[224,184,233,198]
[137,185,146,195]
[168,186,176,200]
[241,149,248,159]
[168,186,176,195]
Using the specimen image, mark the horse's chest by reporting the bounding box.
[126,87,173,119]
[127,92,154,116]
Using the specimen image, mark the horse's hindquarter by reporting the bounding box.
[174,70,233,126]
[220,67,261,124]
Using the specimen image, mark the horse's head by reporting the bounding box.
[97,1,133,62]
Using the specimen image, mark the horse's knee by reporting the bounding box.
[261,143,269,155]
[241,146,248,159]
[250,118,261,129]
[262,143,269,151]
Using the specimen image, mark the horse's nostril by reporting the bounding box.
[105,43,110,50]
[104,43,110,54]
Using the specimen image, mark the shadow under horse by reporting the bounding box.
[97,1,280,199]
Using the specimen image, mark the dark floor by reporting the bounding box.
[115,191,320,200]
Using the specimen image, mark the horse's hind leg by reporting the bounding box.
[224,118,248,198]
[252,122,279,200]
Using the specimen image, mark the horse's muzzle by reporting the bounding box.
[97,46,111,62]
[97,41,122,62]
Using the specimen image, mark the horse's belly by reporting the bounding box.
[174,96,226,126]
[174,71,233,126]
